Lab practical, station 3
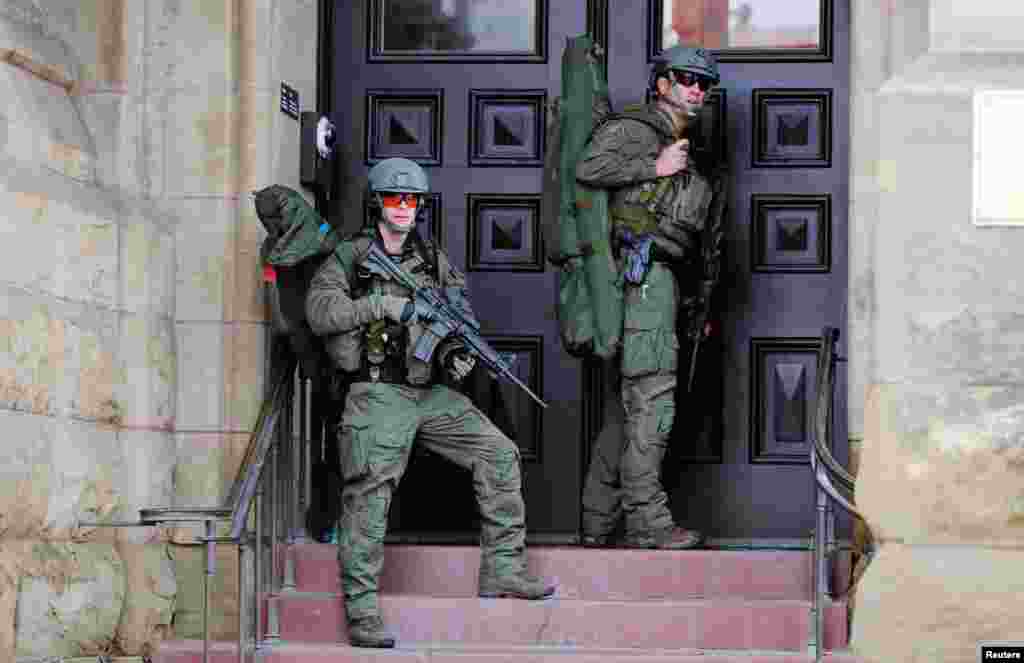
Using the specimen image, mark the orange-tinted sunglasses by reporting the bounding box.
[381,193,420,208]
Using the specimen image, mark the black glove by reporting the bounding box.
[444,350,476,382]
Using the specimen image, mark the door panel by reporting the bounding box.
[329,0,849,542]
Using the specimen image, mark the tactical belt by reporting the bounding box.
[610,204,658,235]
[611,221,697,263]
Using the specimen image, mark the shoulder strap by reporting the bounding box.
[332,235,374,285]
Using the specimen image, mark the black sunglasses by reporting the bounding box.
[672,70,715,92]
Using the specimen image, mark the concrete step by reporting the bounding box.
[154,640,872,663]
[269,593,849,651]
[290,544,815,601]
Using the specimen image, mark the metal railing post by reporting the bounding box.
[299,376,311,540]
[815,484,827,662]
[265,432,281,642]
[203,519,215,663]
[254,484,263,649]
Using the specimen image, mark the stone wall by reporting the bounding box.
[0,0,316,657]
[850,1,1024,661]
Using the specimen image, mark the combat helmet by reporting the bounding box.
[652,45,720,86]
[367,157,429,195]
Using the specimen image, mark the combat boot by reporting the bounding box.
[479,570,557,599]
[346,615,395,648]
[623,525,703,550]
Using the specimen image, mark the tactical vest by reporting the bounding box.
[600,109,713,261]
[333,232,444,387]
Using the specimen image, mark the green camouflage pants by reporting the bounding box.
[336,381,525,620]
[582,261,678,538]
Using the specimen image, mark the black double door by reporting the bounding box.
[326,0,849,542]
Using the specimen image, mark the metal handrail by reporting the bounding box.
[79,347,299,663]
[810,326,875,662]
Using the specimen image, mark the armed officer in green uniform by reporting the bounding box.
[306,158,555,648]
[576,46,724,549]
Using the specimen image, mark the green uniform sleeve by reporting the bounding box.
[305,245,379,335]
[575,119,660,187]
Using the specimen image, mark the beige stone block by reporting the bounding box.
[173,431,226,503]
[0,13,77,87]
[135,88,170,198]
[163,88,239,196]
[115,313,175,431]
[146,0,235,90]
[171,431,239,543]
[0,184,57,294]
[114,542,176,656]
[237,0,274,87]
[859,382,1024,544]
[229,202,269,323]
[0,541,19,661]
[174,322,225,431]
[0,178,114,304]
[119,211,175,318]
[931,0,1024,53]
[0,286,68,416]
[52,198,119,308]
[49,417,123,538]
[169,543,240,640]
[271,0,317,100]
[114,430,176,544]
[76,92,152,196]
[851,543,1024,663]
[0,62,96,181]
[175,198,236,322]
[238,85,274,194]
[223,322,266,432]
[15,542,125,658]
[66,0,129,86]
[220,432,254,501]
[850,1,890,91]
[63,302,121,424]
[0,409,55,540]
[0,112,41,165]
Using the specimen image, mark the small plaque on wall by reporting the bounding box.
[973,90,1024,226]
[280,82,299,120]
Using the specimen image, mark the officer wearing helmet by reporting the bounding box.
[575,45,725,549]
[306,157,555,648]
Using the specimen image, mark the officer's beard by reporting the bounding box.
[657,82,701,134]
[657,96,698,137]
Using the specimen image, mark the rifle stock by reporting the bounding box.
[685,170,729,394]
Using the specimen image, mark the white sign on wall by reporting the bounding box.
[973,89,1024,226]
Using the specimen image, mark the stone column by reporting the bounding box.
[852,1,1024,661]
[156,0,317,640]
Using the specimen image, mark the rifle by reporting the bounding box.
[362,243,549,409]
[686,169,728,394]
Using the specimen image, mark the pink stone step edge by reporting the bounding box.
[153,640,874,663]
[274,594,816,651]
[290,544,815,601]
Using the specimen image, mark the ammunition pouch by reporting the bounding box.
[611,204,658,236]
